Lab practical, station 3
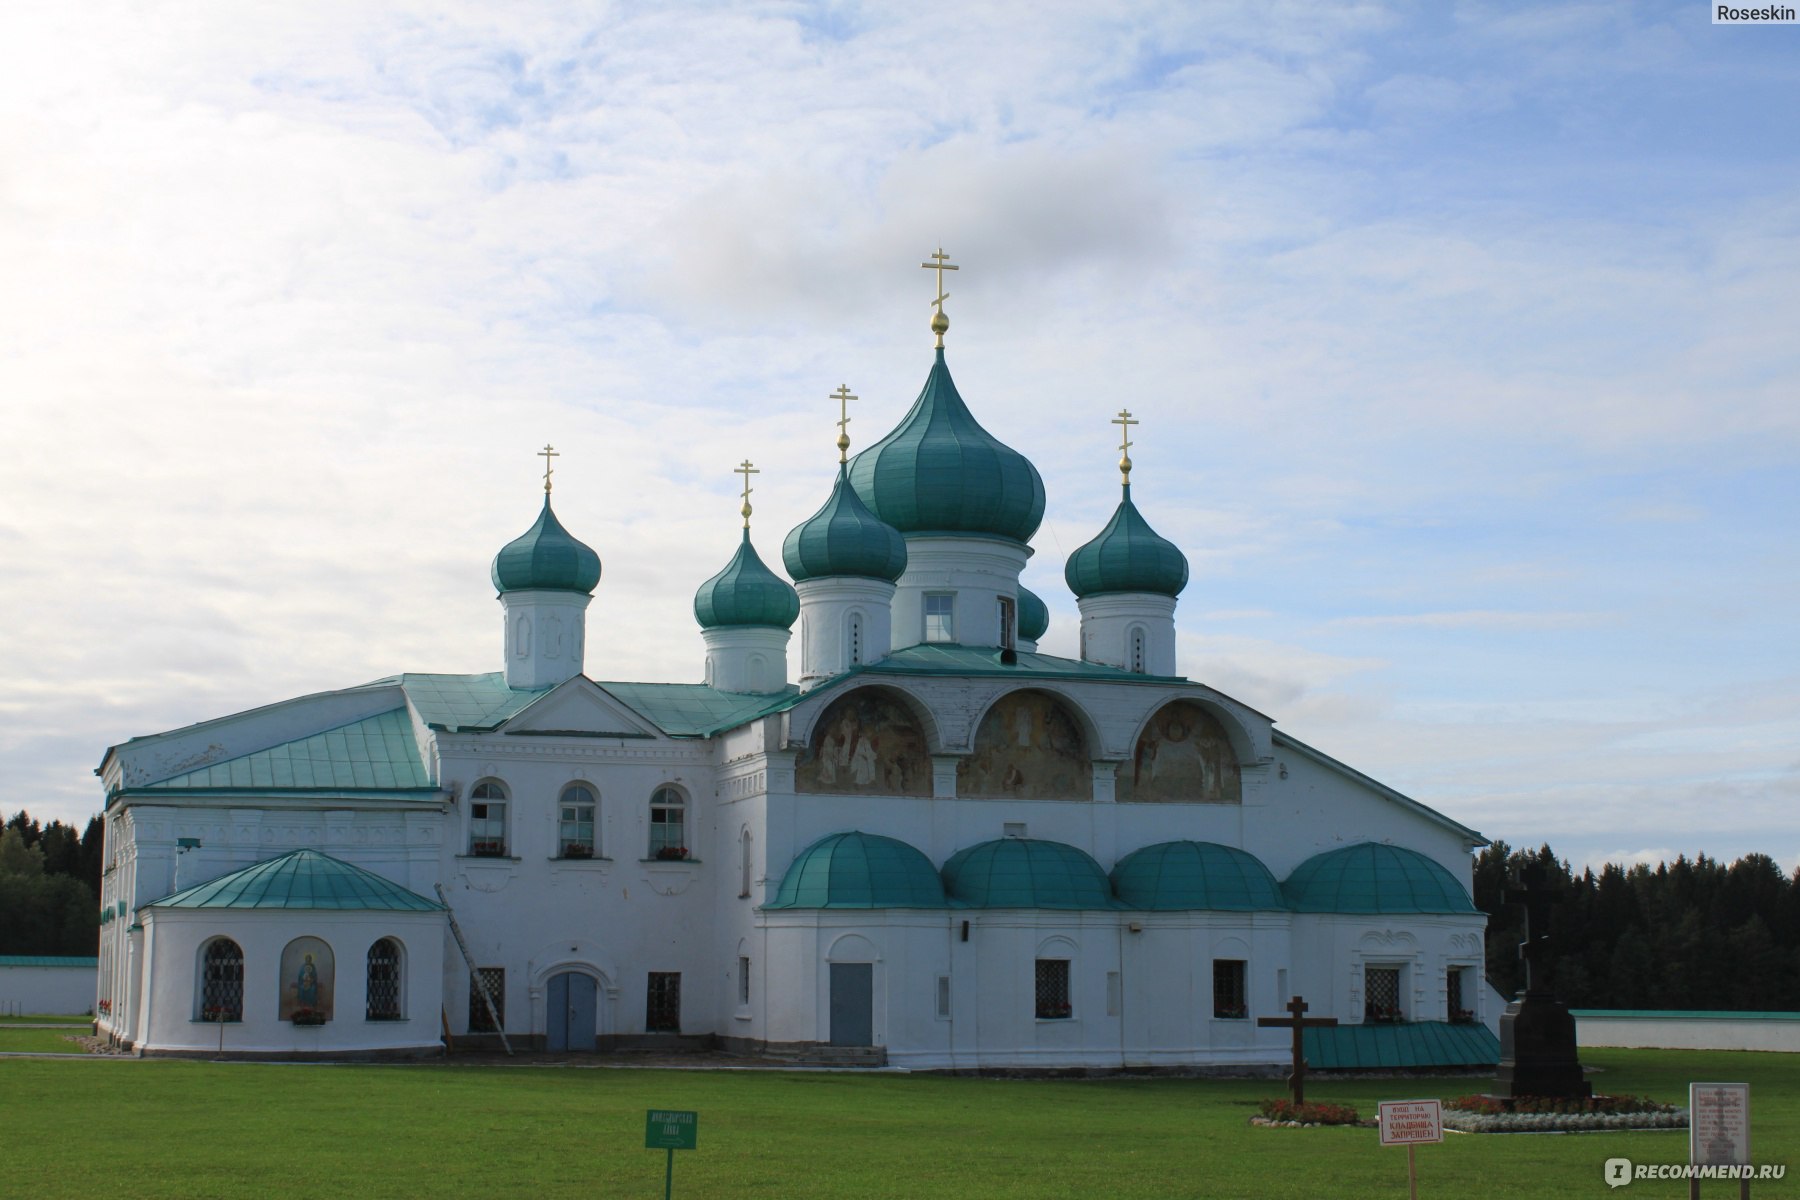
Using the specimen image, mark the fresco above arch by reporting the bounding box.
[795,689,932,797]
[957,691,1091,801]
[1117,700,1241,804]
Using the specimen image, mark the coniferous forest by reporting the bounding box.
[0,810,104,956]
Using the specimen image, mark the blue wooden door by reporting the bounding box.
[829,963,872,1046]
[547,972,597,1051]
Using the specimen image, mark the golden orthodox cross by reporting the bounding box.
[538,443,559,494]
[921,247,958,346]
[735,459,759,528]
[832,384,857,463]
[1111,409,1138,485]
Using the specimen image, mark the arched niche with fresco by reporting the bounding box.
[1117,700,1242,804]
[957,690,1092,801]
[795,688,932,797]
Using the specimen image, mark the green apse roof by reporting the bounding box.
[147,849,444,911]
[694,530,800,630]
[1110,841,1285,911]
[491,497,602,595]
[764,831,946,909]
[942,839,1118,910]
[1304,1021,1499,1069]
[783,464,908,583]
[1064,484,1189,599]
[139,709,430,792]
[1016,586,1049,642]
[847,348,1046,544]
[1283,842,1478,914]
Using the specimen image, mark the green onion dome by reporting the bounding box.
[847,349,1046,544]
[491,498,602,595]
[1017,586,1049,642]
[1063,484,1189,599]
[1111,841,1285,911]
[941,838,1118,909]
[1283,842,1478,914]
[783,464,909,583]
[694,531,801,630]
[763,831,946,909]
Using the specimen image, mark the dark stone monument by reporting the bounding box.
[1257,994,1339,1106]
[1494,862,1591,1099]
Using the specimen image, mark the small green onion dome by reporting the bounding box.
[847,349,1046,544]
[1111,841,1285,911]
[1017,586,1049,642]
[1063,484,1189,599]
[491,498,602,595]
[783,464,909,583]
[694,531,801,630]
[1283,842,1478,914]
[764,831,946,909]
[942,838,1118,909]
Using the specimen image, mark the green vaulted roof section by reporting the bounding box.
[1283,842,1478,914]
[942,839,1119,910]
[1303,1021,1499,1069]
[1110,841,1285,911]
[146,849,443,911]
[764,832,948,909]
[397,672,800,739]
[139,709,431,792]
[852,643,1182,683]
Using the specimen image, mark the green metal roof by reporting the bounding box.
[694,530,800,630]
[847,348,1046,544]
[1283,842,1478,914]
[854,643,1182,683]
[1110,841,1285,911]
[490,497,602,595]
[0,956,98,968]
[1303,1021,1499,1069]
[141,709,429,791]
[942,839,1118,909]
[783,464,908,583]
[1064,484,1189,599]
[146,849,443,911]
[1016,586,1050,642]
[764,831,947,909]
[400,673,542,730]
[594,681,801,737]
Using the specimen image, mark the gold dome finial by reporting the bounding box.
[921,246,958,347]
[735,459,760,529]
[1111,409,1138,485]
[538,443,559,494]
[831,383,857,463]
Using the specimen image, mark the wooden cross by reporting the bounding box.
[1507,862,1560,993]
[1257,995,1339,1106]
[735,459,759,528]
[1111,409,1138,485]
[538,443,559,494]
[832,384,857,463]
[921,247,958,345]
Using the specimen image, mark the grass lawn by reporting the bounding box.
[0,1012,90,1024]
[0,1049,1792,1198]
[0,1026,89,1053]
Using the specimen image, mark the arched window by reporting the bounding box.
[847,613,864,666]
[366,938,403,1021]
[559,784,597,859]
[1129,627,1147,674]
[650,787,686,859]
[469,779,508,857]
[739,826,753,899]
[200,938,244,1022]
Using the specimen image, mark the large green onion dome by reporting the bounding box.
[694,531,801,630]
[941,838,1118,909]
[1063,484,1189,599]
[1283,842,1478,914]
[847,349,1046,545]
[783,464,909,583]
[1111,841,1285,911]
[491,498,602,595]
[1016,586,1049,642]
[763,831,946,909]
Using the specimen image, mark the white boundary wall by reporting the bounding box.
[1573,1010,1800,1053]
[0,959,97,1016]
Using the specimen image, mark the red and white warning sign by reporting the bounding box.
[1378,1099,1445,1146]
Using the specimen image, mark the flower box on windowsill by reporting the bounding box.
[1214,1007,1249,1021]
[560,843,594,860]
[290,1009,328,1026]
[198,1009,240,1024]
[1448,1008,1476,1025]
[1365,1007,1405,1024]
[1036,1004,1073,1020]
[468,840,508,858]
[653,846,690,862]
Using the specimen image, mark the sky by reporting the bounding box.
[2,1,1796,875]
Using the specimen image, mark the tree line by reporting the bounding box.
[1475,841,1800,1011]
[0,810,104,956]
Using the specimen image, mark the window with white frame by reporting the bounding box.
[649,787,686,859]
[468,780,508,856]
[1212,959,1247,1019]
[1448,966,1475,1023]
[1364,965,1404,1023]
[924,593,955,643]
[559,784,597,858]
[998,596,1015,650]
[1035,959,1071,1019]
[647,972,681,1032]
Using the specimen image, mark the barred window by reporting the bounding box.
[1212,959,1247,1019]
[1365,966,1402,1022]
[366,938,402,1021]
[1034,959,1071,1020]
[647,972,682,1032]
[469,967,505,1032]
[200,938,244,1022]
[1448,967,1475,1022]
[468,780,508,857]
[649,788,686,858]
[559,784,596,858]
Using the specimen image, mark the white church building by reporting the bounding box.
[93,273,1498,1069]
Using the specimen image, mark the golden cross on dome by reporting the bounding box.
[735,459,759,528]
[920,247,958,346]
[538,444,559,494]
[831,384,857,463]
[1111,409,1138,485]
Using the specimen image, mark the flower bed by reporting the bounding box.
[1443,1093,1686,1134]
[1252,1099,1362,1128]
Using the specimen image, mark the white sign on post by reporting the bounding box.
[1379,1099,1445,1146]
[1689,1083,1750,1167]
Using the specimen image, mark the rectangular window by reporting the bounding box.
[650,789,686,857]
[1447,967,1473,1023]
[1034,959,1071,1020]
[468,802,507,857]
[1365,966,1403,1023]
[1212,959,1247,1019]
[936,975,952,1019]
[647,972,682,1033]
[738,957,751,1006]
[366,938,402,1021]
[469,967,504,1032]
[924,593,955,643]
[1106,971,1121,1017]
[559,800,595,858]
[998,596,1016,650]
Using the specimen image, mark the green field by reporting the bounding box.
[0,1026,88,1053]
[1,1049,1792,1198]
[0,1012,90,1024]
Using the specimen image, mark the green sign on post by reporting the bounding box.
[646,1110,698,1199]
